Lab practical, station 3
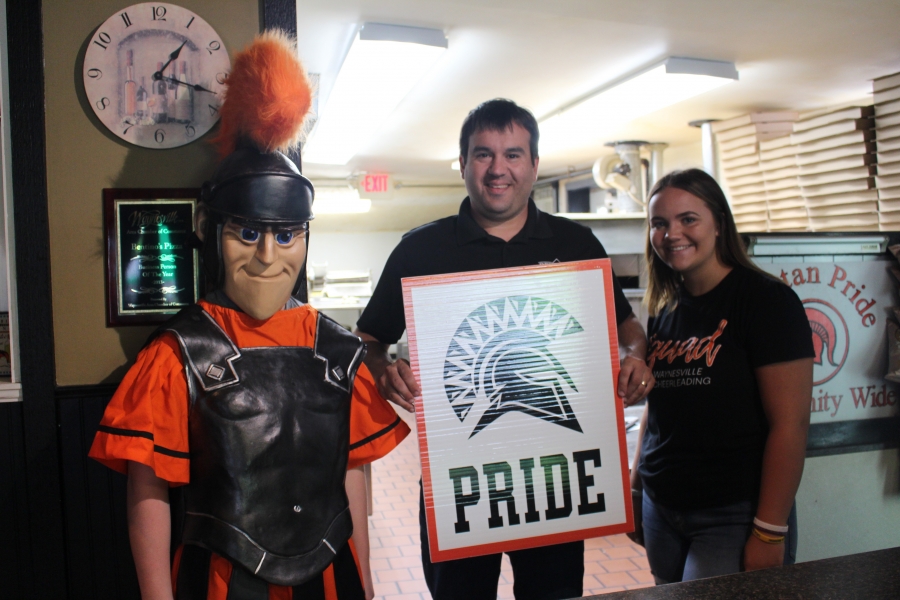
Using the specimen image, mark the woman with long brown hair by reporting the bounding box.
[630,168,813,583]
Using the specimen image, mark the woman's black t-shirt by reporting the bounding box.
[638,265,814,510]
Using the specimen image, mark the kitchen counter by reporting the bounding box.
[585,546,900,599]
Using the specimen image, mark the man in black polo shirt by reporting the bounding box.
[355,99,654,600]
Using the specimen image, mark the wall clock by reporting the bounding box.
[83,3,231,149]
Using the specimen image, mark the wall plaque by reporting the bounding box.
[104,188,199,326]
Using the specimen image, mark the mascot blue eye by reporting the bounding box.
[240,228,260,242]
[275,231,294,245]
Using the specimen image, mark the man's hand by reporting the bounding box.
[355,330,419,412]
[618,355,654,406]
[743,534,785,572]
[616,314,653,406]
[373,357,419,412]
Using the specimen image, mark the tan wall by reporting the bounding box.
[43,0,258,385]
[797,449,900,561]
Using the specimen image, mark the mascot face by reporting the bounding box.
[221,220,308,320]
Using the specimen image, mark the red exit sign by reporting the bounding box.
[361,173,391,194]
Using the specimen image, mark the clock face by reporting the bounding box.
[83,3,230,149]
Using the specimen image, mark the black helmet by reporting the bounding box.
[198,144,315,299]
[202,144,315,224]
[196,31,316,300]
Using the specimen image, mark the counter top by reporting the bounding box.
[308,296,369,310]
[586,546,900,599]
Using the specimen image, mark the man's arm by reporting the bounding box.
[617,313,654,406]
[127,461,174,600]
[355,330,418,412]
[346,466,375,600]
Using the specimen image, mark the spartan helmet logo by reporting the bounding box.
[803,298,849,385]
[443,296,584,438]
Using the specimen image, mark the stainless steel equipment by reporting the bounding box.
[592,141,668,211]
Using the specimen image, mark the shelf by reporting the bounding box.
[0,380,21,403]
[309,296,369,310]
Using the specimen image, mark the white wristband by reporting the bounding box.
[753,517,788,533]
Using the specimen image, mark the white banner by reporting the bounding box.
[759,260,900,423]
[402,260,632,562]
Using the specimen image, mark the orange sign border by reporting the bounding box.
[402,259,634,562]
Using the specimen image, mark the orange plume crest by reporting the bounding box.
[213,30,313,157]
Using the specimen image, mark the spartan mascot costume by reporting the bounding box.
[91,32,408,600]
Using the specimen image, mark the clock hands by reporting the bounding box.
[159,75,217,95]
[153,41,188,81]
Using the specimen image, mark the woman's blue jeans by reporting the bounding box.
[642,493,798,584]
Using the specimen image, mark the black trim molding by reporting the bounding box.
[807,417,900,457]
[5,0,66,596]
[261,0,296,33]
[260,0,306,302]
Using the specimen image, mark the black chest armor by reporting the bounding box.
[163,305,365,586]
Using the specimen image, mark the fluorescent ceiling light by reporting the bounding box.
[450,160,460,170]
[304,23,447,165]
[314,187,372,214]
[539,58,738,155]
[746,235,886,256]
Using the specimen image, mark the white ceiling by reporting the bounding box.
[295,0,900,187]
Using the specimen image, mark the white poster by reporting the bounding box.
[760,260,900,423]
[402,260,632,562]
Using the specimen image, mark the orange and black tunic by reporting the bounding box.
[90,300,410,599]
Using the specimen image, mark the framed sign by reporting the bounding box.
[403,259,633,562]
[745,232,900,456]
[104,188,200,326]
[760,260,900,424]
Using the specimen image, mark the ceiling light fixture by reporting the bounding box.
[539,57,738,155]
[314,186,372,214]
[303,23,448,166]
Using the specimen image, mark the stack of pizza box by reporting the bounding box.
[793,106,877,231]
[874,72,900,230]
[759,133,806,231]
[714,112,798,232]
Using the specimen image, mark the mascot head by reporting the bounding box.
[196,31,314,319]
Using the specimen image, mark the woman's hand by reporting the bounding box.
[751,357,811,571]
[618,355,655,406]
[742,534,785,572]
[616,314,654,407]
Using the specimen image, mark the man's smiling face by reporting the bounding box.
[221,220,308,320]
[460,122,539,227]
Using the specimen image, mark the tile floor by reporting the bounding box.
[367,413,653,599]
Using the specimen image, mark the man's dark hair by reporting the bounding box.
[459,99,539,162]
